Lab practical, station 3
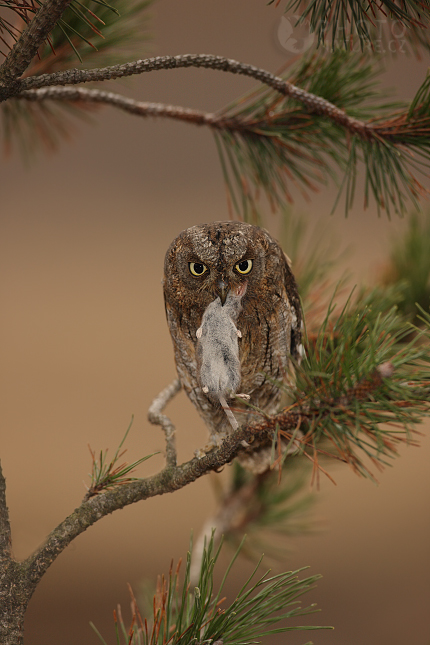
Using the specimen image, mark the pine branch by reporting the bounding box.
[0,283,427,629]
[212,51,430,218]
[9,53,379,141]
[21,427,270,593]
[1,91,99,157]
[7,52,430,215]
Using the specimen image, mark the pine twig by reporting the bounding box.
[18,86,218,124]
[84,417,158,500]
[148,378,181,468]
[12,54,430,217]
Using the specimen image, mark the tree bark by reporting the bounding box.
[0,561,31,645]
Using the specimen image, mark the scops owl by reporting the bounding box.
[163,221,302,468]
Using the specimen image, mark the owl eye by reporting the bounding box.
[189,262,208,276]
[235,259,253,275]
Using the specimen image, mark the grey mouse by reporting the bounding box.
[196,282,249,431]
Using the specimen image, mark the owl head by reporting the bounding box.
[163,221,296,322]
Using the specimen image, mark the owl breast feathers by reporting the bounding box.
[163,221,302,440]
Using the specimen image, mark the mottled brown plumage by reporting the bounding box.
[163,221,302,464]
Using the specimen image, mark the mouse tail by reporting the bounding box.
[219,395,239,431]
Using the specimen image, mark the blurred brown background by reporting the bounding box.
[1,1,429,643]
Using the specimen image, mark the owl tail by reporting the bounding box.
[219,395,239,431]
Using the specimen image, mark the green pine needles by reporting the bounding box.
[91,533,331,645]
[280,288,430,480]
[214,50,430,219]
[85,417,158,499]
[0,0,152,64]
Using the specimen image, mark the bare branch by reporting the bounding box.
[148,378,181,467]
[0,0,74,96]
[12,54,373,138]
[19,86,218,126]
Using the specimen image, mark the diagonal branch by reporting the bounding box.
[23,420,264,592]
[0,0,74,97]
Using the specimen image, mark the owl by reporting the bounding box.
[163,221,302,466]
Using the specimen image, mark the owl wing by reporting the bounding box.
[281,251,302,361]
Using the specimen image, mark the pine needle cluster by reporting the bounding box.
[289,291,430,480]
[0,0,151,64]
[91,533,330,645]
[85,418,158,499]
[214,50,430,218]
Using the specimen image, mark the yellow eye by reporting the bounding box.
[189,262,208,276]
[235,259,253,275]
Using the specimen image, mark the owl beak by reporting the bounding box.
[216,280,229,305]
